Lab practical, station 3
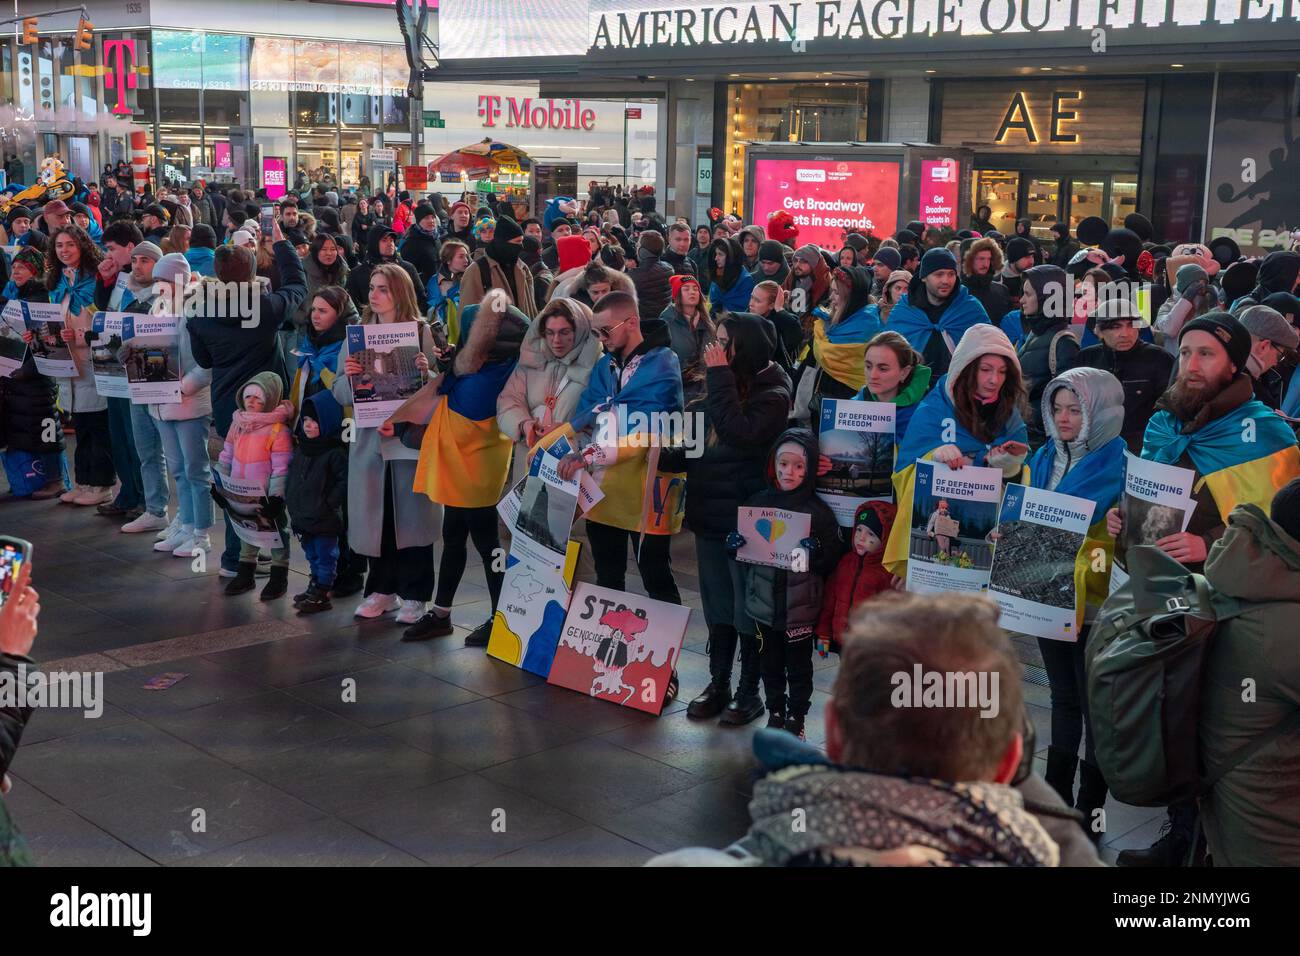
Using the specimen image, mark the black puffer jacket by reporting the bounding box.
[285,392,348,536]
[963,272,1013,328]
[1070,340,1174,453]
[679,314,792,540]
[628,247,673,320]
[0,281,63,456]
[401,224,442,290]
[738,427,843,631]
[345,225,429,316]
[1015,267,1078,448]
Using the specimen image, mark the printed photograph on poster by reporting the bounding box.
[816,398,895,526]
[21,301,76,377]
[906,460,1001,595]
[987,484,1093,642]
[1118,451,1194,552]
[512,448,579,571]
[345,322,423,427]
[0,304,27,378]
[121,314,182,404]
[496,475,527,530]
[488,541,581,678]
[89,311,129,399]
[735,506,811,570]
[214,474,282,550]
[548,583,690,716]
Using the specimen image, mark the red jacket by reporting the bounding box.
[816,500,897,650]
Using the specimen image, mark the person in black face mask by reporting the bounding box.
[459,214,538,318]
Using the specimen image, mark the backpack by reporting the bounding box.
[1085,545,1300,806]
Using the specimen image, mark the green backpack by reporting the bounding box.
[1084,544,1298,807]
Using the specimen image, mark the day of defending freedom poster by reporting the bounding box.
[89,311,130,399]
[906,460,1002,596]
[0,301,29,378]
[215,473,283,550]
[21,301,77,377]
[121,314,182,404]
[1111,451,1197,593]
[346,322,423,427]
[817,398,895,527]
[988,484,1094,642]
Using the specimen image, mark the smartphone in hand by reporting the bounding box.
[0,536,32,609]
[260,205,275,239]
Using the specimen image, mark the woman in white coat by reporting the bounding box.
[496,296,601,466]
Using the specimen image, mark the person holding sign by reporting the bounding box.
[1022,367,1127,837]
[46,225,116,506]
[884,324,1029,579]
[727,428,843,741]
[853,331,931,447]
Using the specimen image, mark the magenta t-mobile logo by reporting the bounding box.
[477,95,502,127]
[104,40,138,115]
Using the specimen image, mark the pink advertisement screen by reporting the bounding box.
[751,158,899,250]
[262,157,287,200]
[920,159,961,229]
[214,142,232,169]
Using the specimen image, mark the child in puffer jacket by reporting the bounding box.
[216,370,294,600]
[727,427,843,741]
[285,391,348,614]
[815,500,897,657]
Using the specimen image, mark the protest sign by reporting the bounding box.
[511,443,580,573]
[121,314,182,404]
[735,506,811,570]
[988,484,1094,642]
[905,460,1001,595]
[89,311,130,398]
[0,301,28,378]
[22,301,76,377]
[1110,451,1197,593]
[488,540,582,677]
[548,583,690,715]
[215,473,282,550]
[345,322,423,427]
[816,398,896,527]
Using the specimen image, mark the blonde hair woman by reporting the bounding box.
[333,262,442,625]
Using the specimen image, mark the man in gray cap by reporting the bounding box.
[1238,304,1300,410]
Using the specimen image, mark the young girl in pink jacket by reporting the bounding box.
[216,371,294,600]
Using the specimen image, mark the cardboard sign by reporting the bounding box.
[735,506,812,570]
[488,541,582,677]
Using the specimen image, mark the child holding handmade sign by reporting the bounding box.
[728,428,843,740]
[213,372,294,600]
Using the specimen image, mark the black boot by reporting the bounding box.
[784,714,806,741]
[765,710,785,730]
[224,561,257,596]
[293,575,317,605]
[1044,745,1079,806]
[1075,761,1109,845]
[687,626,736,720]
[1116,802,1196,867]
[260,565,289,601]
[720,633,764,726]
[296,584,333,615]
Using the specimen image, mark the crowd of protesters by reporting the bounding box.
[2,163,1299,869]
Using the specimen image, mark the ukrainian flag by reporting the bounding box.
[811,307,882,395]
[1143,400,1300,522]
[414,360,516,509]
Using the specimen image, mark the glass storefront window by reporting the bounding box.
[1024,178,1061,240]
[1070,179,1105,231]
[723,81,870,216]
[1110,175,1138,227]
[973,170,1019,233]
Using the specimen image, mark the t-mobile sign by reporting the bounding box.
[751,158,899,250]
[920,159,960,229]
[262,157,287,200]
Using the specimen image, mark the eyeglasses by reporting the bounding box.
[593,315,634,340]
[542,325,575,338]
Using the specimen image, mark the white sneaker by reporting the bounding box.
[354,593,399,619]
[154,526,192,552]
[395,599,427,624]
[59,483,83,504]
[71,485,115,506]
[122,511,169,534]
[155,514,181,541]
[174,531,211,558]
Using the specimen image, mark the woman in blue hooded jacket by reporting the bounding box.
[706,236,755,317]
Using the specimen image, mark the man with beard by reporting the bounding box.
[961,237,1013,329]
[1106,311,1300,868]
[888,248,990,379]
[781,244,831,336]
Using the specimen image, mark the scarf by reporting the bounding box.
[50,268,98,316]
[895,373,1027,469]
[1027,434,1127,525]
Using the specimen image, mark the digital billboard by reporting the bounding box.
[750,157,900,249]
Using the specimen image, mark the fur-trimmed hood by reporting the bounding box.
[547,264,636,302]
[455,287,529,377]
[962,237,1004,278]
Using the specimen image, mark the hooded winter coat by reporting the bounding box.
[1247,250,1300,304]
[1198,504,1300,866]
[1014,265,1079,448]
[807,265,882,401]
[218,370,294,497]
[344,225,428,317]
[400,221,442,289]
[739,427,844,631]
[961,238,1014,329]
[816,500,897,648]
[497,298,602,445]
[676,313,792,540]
[291,249,349,332]
[286,390,348,536]
[706,237,755,316]
[751,240,791,286]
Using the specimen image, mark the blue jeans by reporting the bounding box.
[129,401,169,516]
[106,397,143,510]
[154,416,213,530]
[299,533,340,587]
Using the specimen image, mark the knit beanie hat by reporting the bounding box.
[152,252,192,286]
[918,247,958,279]
[871,247,902,270]
[793,244,822,268]
[1180,311,1252,373]
[1006,236,1036,263]
[413,203,437,226]
[855,501,884,537]
[1270,477,1300,543]
[1175,263,1208,297]
[5,205,33,227]
[11,246,46,276]
[758,239,785,264]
